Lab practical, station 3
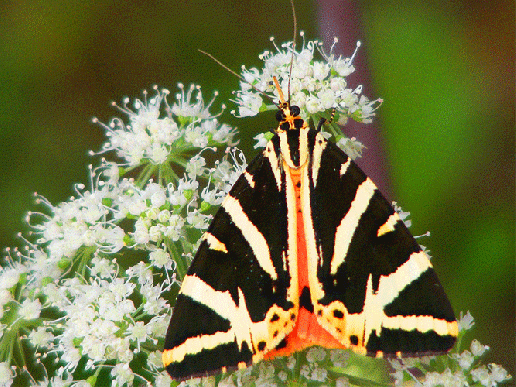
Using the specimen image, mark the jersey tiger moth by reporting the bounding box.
[162,70,458,380]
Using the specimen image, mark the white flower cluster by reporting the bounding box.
[184,346,353,387]
[94,84,238,167]
[0,86,244,386]
[234,34,380,157]
[235,35,381,121]
[390,312,512,387]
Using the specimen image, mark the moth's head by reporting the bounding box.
[275,102,306,132]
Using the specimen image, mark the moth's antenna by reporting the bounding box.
[273,76,286,105]
[287,0,297,104]
[198,49,279,108]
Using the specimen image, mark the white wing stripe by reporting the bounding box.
[222,195,277,280]
[331,178,377,274]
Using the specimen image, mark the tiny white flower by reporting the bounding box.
[28,326,54,348]
[0,289,13,306]
[453,350,474,369]
[90,256,116,278]
[286,356,296,369]
[330,349,349,368]
[471,365,490,386]
[0,362,14,387]
[149,185,167,208]
[111,363,134,387]
[126,262,153,285]
[392,201,412,228]
[149,249,171,268]
[157,209,171,222]
[317,88,336,110]
[300,364,311,379]
[335,136,364,160]
[218,376,237,387]
[305,95,321,114]
[471,339,489,357]
[0,266,23,291]
[253,133,269,149]
[458,310,475,332]
[155,372,176,387]
[310,366,328,381]
[490,363,511,383]
[133,218,151,244]
[127,321,148,347]
[148,224,164,242]
[186,156,207,179]
[336,377,350,387]
[147,315,170,337]
[147,351,164,370]
[19,299,42,320]
[306,346,326,363]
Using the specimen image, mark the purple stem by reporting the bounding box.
[316,0,392,198]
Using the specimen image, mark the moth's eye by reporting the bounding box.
[280,122,290,131]
[290,105,300,116]
[294,118,304,129]
[276,110,285,122]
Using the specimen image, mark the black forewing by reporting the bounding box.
[164,150,291,380]
[308,139,456,355]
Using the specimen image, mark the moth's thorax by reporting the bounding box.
[276,103,309,170]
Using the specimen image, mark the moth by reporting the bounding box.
[162,74,458,380]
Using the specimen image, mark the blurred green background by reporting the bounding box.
[0,0,513,380]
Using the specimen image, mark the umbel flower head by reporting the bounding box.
[0,84,247,387]
[234,34,381,121]
[233,33,381,156]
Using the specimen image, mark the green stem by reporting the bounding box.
[135,163,156,187]
[167,241,188,281]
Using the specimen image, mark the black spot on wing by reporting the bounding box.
[384,269,456,322]
[164,294,230,350]
[166,341,252,381]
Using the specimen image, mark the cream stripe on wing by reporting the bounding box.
[362,251,437,342]
[330,178,377,274]
[375,250,432,307]
[244,171,255,188]
[163,330,235,365]
[340,159,351,176]
[202,232,228,253]
[380,315,458,336]
[377,213,401,237]
[180,275,254,351]
[311,133,327,187]
[222,195,277,280]
[264,143,282,191]
[180,274,237,321]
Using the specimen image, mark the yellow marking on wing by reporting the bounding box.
[202,232,228,253]
[311,132,327,187]
[244,171,255,188]
[340,159,351,176]
[377,213,400,237]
